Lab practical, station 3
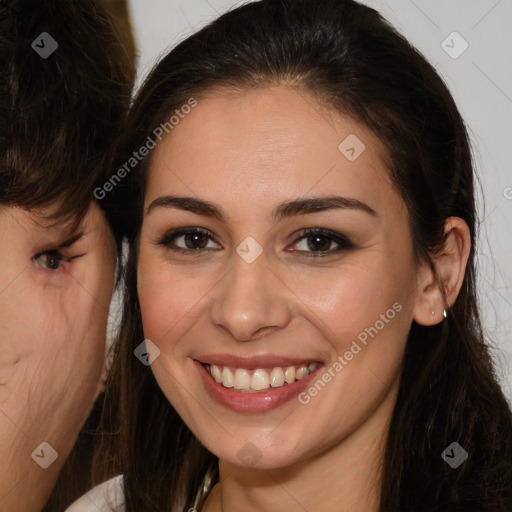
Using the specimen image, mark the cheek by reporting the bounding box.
[292,258,413,412]
[0,279,108,424]
[138,256,200,351]
[32,285,106,371]
[291,260,406,349]
[74,258,116,349]
[138,253,173,342]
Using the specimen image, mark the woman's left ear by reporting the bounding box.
[413,216,471,326]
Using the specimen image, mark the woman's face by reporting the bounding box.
[0,201,116,495]
[138,86,421,469]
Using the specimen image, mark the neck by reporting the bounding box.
[203,384,397,512]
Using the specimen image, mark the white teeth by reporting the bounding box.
[295,366,308,380]
[209,363,318,391]
[251,369,270,390]
[270,367,285,387]
[234,368,251,390]
[221,367,234,388]
[284,366,295,384]
[211,364,222,383]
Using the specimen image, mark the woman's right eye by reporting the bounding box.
[32,250,65,270]
[158,228,221,253]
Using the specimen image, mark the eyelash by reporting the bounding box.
[156,227,355,258]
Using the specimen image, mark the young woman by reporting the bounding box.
[73,0,512,510]
[0,0,134,510]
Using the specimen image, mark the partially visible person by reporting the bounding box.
[0,1,134,510]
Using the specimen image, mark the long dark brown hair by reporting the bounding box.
[96,0,512,510]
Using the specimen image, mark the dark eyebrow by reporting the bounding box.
[146,195,377,221]
[273,196,377,220]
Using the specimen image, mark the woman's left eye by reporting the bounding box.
[32,250,66,270]
[290,228,356,257]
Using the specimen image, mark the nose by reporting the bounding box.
[209,250,292,342]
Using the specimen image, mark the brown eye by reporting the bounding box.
[158,227,221,253]
[182,231,209,249]
[305,234,332,252]
[291,228,355,257]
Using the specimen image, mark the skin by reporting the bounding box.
[0,201,116,511]
[137,86,471,512]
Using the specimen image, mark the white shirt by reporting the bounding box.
[65,475,125,512]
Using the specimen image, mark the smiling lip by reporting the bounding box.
[194,354,322,413]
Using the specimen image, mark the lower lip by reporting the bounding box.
[195,361,322,413]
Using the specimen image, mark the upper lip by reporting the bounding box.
[195,353,321,369]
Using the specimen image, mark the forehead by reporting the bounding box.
[146,86,395,218]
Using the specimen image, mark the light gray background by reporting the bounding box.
[124,0,512,399]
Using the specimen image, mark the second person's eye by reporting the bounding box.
[32,250,66,270]
[32,248,86,271]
